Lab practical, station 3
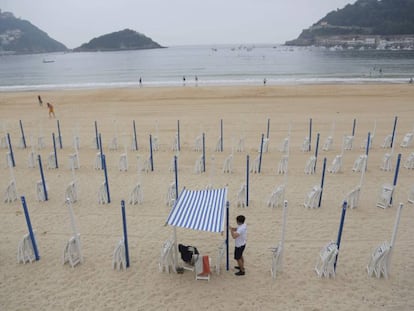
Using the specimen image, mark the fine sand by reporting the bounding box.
[1,84,414,310]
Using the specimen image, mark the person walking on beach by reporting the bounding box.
[38,95,43,106]
[139,77,142,87]
[230,215,247,276]
[182,76,186,86]
[47,102,55,118]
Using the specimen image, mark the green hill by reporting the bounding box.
[74,29,164,52]
[0,10,68,54]
[286,0,414,47]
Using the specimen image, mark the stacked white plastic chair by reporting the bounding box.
[267,185,285,208]
[159,238,176,273]
[112,239,127,271]
[4,180,18,203]
[28,150,36,168]
[328,154,343,173]
[5,151,13,168]
[367,242,391,278]
[222,154,233,173]
[172,134,179,152]
[236,135,245,152]
[194,135,202,152]
[37,136,45,149]
[236,184,247,207]
[315,242,338,278]
[129,183,143,205]
[17,233,36,264]
[65,181,78,203]
[343,135,354,150]
[352,154,367,172]
[304,155,316,174]
[166,182,176,207]
[47,152,57,169]
[380,152,393,171]
[36,180,47,201]
[304,185,322,208]
[301,137,310,152]
[194,155,203,174]
[98,182,109,204]
[403,152,414,169]
[400,132,413,148]
[119,153,128,171]
[408,185,414,204]
[277,155,289,175]
[69,152,80,170]
[376,183,394,208]
[94,152,103,170]
[109,137,118,150]
[250,154,260,173]
[63,199,83,268]
[270,242,282,279]
[279,137,289,153]
[270,200,288,279]
[322,136,333,151]
[260,138,269,153]
[381,134,393,148]
[215,240,226,275]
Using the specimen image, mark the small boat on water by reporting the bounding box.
[42,59,55,63]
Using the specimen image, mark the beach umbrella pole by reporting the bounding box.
[121,200,130,268]
[390,153,401,205]
[334,201,348,271]
[21,196,40,261]
[57,120,62,149]
[19,120,26,149]
[266,118,270,139]
[259,134,264,173]
[99,133,104,169]
[365,132,371,170]
[102,154,110,203]
[7,133,15,167]
[149,134,154,171]
[52,133,58,168]
[174,155,178,200]
[279,200,288,270]
[391,116,398,148]
[318,157,327,207]
[177,120,180,151]
[94,121,99,150]
[38,155,48,201]
[226,201,229,271]
[314,133,320,171]
[309,118,312,152]
[352,118,356,136]
[202,133,206,172]
[133,120,138,151]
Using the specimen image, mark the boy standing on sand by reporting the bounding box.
[230,215,247,276]
[47,102,55,118]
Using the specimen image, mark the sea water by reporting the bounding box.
[1,44,414,91]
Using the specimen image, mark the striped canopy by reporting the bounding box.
[166,188,228,233]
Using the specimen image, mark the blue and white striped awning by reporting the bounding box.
[166,188,228,233]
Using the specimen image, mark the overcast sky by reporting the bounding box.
[0,0,356,49]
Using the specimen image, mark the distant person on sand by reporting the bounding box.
[38,95,43,106]
[139,77,142,87]
[409,77,413,84]
[182,76,186,86]
[230,215,247,276]
[263,78,267,86]
[195,75,198,86]
[47,102,55,118]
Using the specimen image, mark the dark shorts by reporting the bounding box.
[234,244,246,260]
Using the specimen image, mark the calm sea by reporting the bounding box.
[1,44,414,91]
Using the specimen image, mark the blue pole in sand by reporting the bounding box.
[121,200,130,268]
[102,154,110,203]
[57,120,62,149]
[390,153,402,205]
[174,155,178,200]
[38,155,48,201]
[365,132,371,170]
[334,201,348,271]
[318,157,327,207]
[309,118,312,152]
[149,134,154,171]
[314,133,320,171]
[266,118,270,139]
[246,155,249,207]
[202,133,206,172]
[7,133,15,167]
[391,116,398,148]
[52,133,58,168]
[226,201,229,271]
[21,196,40,261]
[99,133,104,169]
[19,120,26,149]
[177,120,181,151]
[258,134,264,173]
[133,120,138,151]
[352,118,356,136]
[94,121,99,150]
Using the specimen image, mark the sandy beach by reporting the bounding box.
[1,84,414,310]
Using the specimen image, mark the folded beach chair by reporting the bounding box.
[367,241,391,279]
[216,240,226,275]
[0,135,7,149]
[215,137,222,152]
[304,185,322,208]
[376,184,394,208]
[18,136,25,149]
[381,134,392,148]
[119,153,128,171]
[73,135,80,151]
[141,155,151,173]
[270,242,283,279]
[250,154,260,173]
[5,152,13,168]
[344,186,361,209]
[304,155,316,174]
[322,136,333,151]
[17,233,36,264]
[400,132,413,148]
[65,181,78,203]
[279,137,289,153]
[236,183,247,207]
[380,153,393,171]
[171,134,179,152]
[37,136,45,149]
[109,136,118,151]
[194,155,203,174]
[166,182,176,207]
[47,152,57,169]
[129,183,143,205]
[194,254,211,281]
[28,150,37,168]
[152,136,159,151]
[404,152,414,169]
[4,180,17,203]
[112,239,127,271]
[301,137,310,152]
[63,234,82,268]
[328,154,343,174]
[194,135,202,152]
[360,135,374,150]
[315,241,338,278]
[94,152,103,170]
[98,182,108,204]
[36,180,47,201]
[267,185,285,208]
[408,185,414,204]
[343,135,354,150]
[277,155,289,175]
[222,154,233,173]
[159,238,176,273]
[69,153,80,170]
[236,136,245,152]
[352,154,367,172]
[259,138,269,153]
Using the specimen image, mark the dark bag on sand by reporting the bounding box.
[178,244,199,264]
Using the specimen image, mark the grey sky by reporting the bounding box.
[0,0,356,49]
